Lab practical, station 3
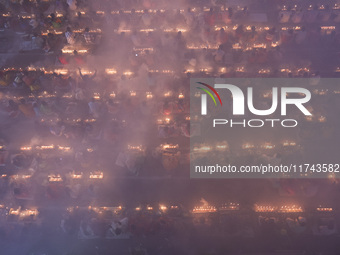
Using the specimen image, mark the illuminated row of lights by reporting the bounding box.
[88,206,122,214]
[39,23,336,38]
[128,145,144,151]
[281,4,340,11]
[19,143,142,155]
[67,206,122,213]
[242,141,297,150]
[134,204,180,212]
[76,6,246,16]
[9,207,39,218]
[157,117,172,124]
[185,66,311,74]
[161,144,179,150]
[48,174,63,182]
[48,171,104,181]
[220,203,240,211]
[0,5,258,20]
[128,91,184,99]
[40,117,99,125]
[193,143,229,153]
[3,67,69,75]
[10,174,31,179]
[21,145,71,151]
[316,207,333,212]
[8,171,103,181]
[42,27,186,36]
[61,48,88,54]
[41,28,102,36]
[0,66,324,76]
[231,42,279,51]
[187,42,275,50]
[255,205,303,213]
[193,206,217,213]
[39,66,337,77]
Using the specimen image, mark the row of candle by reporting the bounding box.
[7,2,340,21]
[6,171,104,181]
[128,145,145,152]
[0,66,325,76]
[161,144,179,150]
[8,207,39,219]
[88,206,123,214]
[42,28,102,36]
[48,171,104,181]
[66,204,334,215]
[192,141,298,153]
[193,143,229,153]
[281,4,340,11]
[2,204,333,219]
[68,204,179,213]
[17,143,179,155]
[20,145,72,152]
[0,66,262,75]
[3,89,337,108]
[255,205,304,213]
[193,206,217,213]
[4,5,249,20]
[40,22,335,39]
[42,27,187,36]
[316,207,333,212]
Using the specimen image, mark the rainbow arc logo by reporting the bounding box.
[196,82,222,106]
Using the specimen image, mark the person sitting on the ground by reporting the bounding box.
[78,67,96,82]
[18,99,35,118]
[83,27,94,44]
[65,26,76,45]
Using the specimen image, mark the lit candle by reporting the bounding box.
[48,174,63,182]
[242,143,255,149]
[318,116,326,122]
[124,71,133,76]
[146,92,153,99]
[261,142,275,149]
[164,91,172,97]
[53,69,68,75]
[162,144,178,150]
[282,141,296,147]
[105,68,117,75]
[178,93,185,99]
[159,205,167,211]
[216,143,228,151]
[193,145,212,152]
[58,146,71,152]
[93,93,100,100]
[128,145,143,151]
[89,171,104,179]
[20,146,32,151]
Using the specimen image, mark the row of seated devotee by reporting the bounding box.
[0,0,337,172]
[0,0,339,66]
[3,3,340,32]
[3,5,340,34]
[0,201,337,241]
[0,1,338,251]
[278,4,340,23]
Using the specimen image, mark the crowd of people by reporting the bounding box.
[0,0,339,254]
